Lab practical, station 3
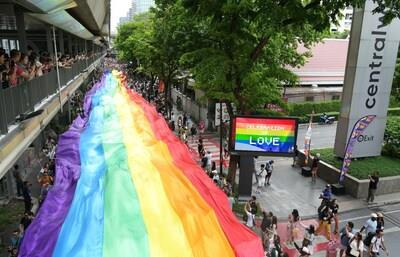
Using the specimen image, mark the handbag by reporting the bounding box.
[349,248,360,257]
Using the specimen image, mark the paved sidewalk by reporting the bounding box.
[252,156,400,220]
[168,119,399,220]
[252,156,354,219]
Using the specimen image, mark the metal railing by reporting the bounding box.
[0,53,103,135]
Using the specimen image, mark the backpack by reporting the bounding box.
[364,232,376,247]
[317,204,326,220]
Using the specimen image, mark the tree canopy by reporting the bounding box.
[116,0,400,181]
[116,0,400,115]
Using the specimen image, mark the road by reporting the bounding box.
[296,122,337,149]
[332,203,400,256]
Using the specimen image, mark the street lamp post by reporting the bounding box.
[219,101,223,175]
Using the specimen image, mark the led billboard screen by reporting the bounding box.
[231,116,298,156]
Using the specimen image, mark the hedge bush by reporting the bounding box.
[288,101,341,117]
[310,148,400,179]
[383,116,400,158]
[256,101,399,123]
[388,107,400,116]
[389,95,400,108]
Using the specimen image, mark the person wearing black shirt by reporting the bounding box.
[19,212,34,232]
[311,153,320,183]
[377,212,384,231]
[367,171,379,204]
[330,199,339,234]
[315,204,333,240]
[292,145,299,167]
[22,181,32,213]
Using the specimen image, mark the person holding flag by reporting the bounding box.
[304,112,314,165]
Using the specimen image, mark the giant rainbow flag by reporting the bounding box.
[19,71,263,257]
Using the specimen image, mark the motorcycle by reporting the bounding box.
[319,114,335,124]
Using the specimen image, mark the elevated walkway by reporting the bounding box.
[0,54,104,179]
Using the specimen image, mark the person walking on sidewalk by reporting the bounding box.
[177,116,183,130]
[316,203,333,241]
[376,212,385,231]
[366,172,379,204]
[330,198,340,234]
[256,164,267,193]
[198,139,204,157]
[360,213,378,248]
[287,209,301,246]
[311,153,320,183]
[368,229,389,257]
[22,181,32,213]
[265,160,274,186]
[294,239,311,257]
[183,113,188,128]
[340,222,355,257]
[292,145,299,167]
[13,164,24,197]
[205,151,212,172]
[190,124,197,142]
[346,232,364,257]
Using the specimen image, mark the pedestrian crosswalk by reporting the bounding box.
[187,134,229,169]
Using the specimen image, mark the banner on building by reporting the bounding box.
[339,115,376,183]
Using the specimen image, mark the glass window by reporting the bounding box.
[305,96,314,102]
[9,40,16,50]
[2,39,10,54]
[345,14,353,20]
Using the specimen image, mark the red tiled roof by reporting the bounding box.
[292,39,349,73]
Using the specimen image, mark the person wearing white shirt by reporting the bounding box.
[360,213,378,236]
[369,230,388,257]
[256,164,267,193]
[244,199,257,229]
[348,232,364,257]
[205,151,212,172]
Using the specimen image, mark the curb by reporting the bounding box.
[298,121,337,128]
[283,199,400,222]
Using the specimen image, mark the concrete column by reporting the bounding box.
[6,170,15,198]
[46,27,54,57]
[14,7,27,52]
[238,156,255,200]
[58,30,64,54]
[74,37,78,55]
[68,34,72,54]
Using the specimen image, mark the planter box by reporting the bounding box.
[298,151,400,198]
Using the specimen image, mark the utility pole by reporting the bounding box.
[219,102,223,175]
[52,26,63,112]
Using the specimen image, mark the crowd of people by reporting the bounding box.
[6,59,391,257]
[125,65,236,210]
[245,162,389,257]
[0,46,97,89]
[5,70,99,257]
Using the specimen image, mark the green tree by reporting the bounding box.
[393,55,400,101]
[175,0,400,182]
[150,3,193,116]
[114,13,155,72]
[117,0,400,183]
[328,30,350,39]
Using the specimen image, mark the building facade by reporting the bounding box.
[136,0,155,14]
[330,6,353,33]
